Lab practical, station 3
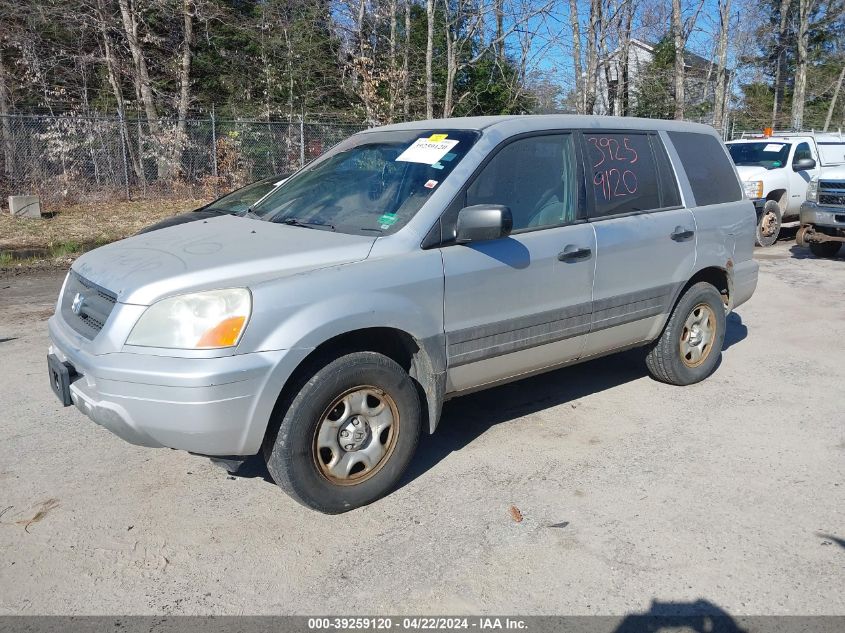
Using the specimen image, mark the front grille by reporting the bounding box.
[819,180,845,191]
[60,272,117,339]
[819,193,845,206]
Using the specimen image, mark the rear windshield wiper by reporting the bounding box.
[279,217,336,231]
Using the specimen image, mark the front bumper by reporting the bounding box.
[48,315,308,456]
[799,202,845,229]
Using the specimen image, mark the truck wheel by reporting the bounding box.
[809,241,842,258]
[264,351,420,513]
[755,200,781,247]
[645,282,726,386]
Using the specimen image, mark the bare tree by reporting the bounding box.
[790,0,814,130]
[824,62,845,131]
[568,0,585,113]
[425,0,434,118]
[403,0,410,120]
[771,0,791,128]
[672,0,706,120]
[176,0,193,150]
[712,0,731,133]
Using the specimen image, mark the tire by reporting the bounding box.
[809,241,842,258]
[263,351,421,513]
[645,282,727,386]
[755,200,782,247]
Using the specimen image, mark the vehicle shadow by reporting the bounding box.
[816,532,845,549]
[724,312,747,350]
[401,348,649,487]
[789,244,845,260]
[229,317,749,489]
[613,599,747,632]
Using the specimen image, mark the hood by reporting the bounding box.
[73,215,376,305]
[734,164,784,183]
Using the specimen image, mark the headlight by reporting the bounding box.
[806,178,818,202]
[126,288,251,349]
[743,180,764,199]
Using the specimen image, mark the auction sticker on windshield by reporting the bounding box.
[396,137,459,165]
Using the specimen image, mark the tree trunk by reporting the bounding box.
[672,0,685,120]
[791,0,810,130]
[443,24,456,118]
[568,0,585,114]
[0,44,14,183]
[584,0,601,114]
[771,0,791,129]
[617,0,634,116]
[495,0,504,64]
[388,0,397,123]
[823,63,845,131]
[176,0,193,144]
[713,0,731,133]
[425,0,434,119]
[403,0,410,120]
[116,0,160,134]
[95,0,143,182]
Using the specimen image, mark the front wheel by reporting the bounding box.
[755,200,782,247]
[645,282,727,386]
[264,351,421,513]
[809,241,842,258]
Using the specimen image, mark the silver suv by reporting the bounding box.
[47,116,758,513]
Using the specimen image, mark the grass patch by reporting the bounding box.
[0,198,208,251]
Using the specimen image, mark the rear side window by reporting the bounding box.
[668,131,742,206]
[584,133,662,217]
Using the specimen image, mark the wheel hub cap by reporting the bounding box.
[680,303,717,368]
[338,416,370,451]
[313,387,399,485]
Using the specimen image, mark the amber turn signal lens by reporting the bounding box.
[196,316,247,348]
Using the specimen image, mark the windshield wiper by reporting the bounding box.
[279,217,336,231]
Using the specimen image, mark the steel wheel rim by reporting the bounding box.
[760,210,778,237]
[312,386,399,486]
[679,303,717,368]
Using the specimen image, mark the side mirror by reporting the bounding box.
[793,157,816,171]
[456,205,513,243]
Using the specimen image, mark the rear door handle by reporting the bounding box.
[671,226,695,241]
[558,245,592,262]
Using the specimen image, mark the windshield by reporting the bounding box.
[728,142,791,170]
[205,174,288,214]
[248,129,479,235]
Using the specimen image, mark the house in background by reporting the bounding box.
[593,38,721,121]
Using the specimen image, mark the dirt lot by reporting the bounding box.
[0,240,842,616]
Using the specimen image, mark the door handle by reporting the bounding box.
[671,226,695,241]
[558,245,592,262]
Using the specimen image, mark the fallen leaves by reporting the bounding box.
[508,505,523,523]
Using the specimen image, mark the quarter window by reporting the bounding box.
[466,134,580,231]
[584,133,662,217]
[669,131,742,206]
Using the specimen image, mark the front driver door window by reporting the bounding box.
[441,133,597,392]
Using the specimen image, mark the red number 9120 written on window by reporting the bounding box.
[588,136,639,202]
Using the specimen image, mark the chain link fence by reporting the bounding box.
[0,114,368,206]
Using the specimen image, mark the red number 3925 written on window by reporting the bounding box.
[588,136,639,202]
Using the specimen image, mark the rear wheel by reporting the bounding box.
[264,351,421,513]
[755,200,782,247]
[645,282,726,386]
[809,241,842,258]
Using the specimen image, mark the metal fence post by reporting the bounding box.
[211,105,218,197]
[299,115,305,168]
[118,110,131,200]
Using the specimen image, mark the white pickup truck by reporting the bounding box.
[726,133,845,246]
[796,167,845,257]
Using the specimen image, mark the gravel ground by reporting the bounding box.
[0,240,842,616]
